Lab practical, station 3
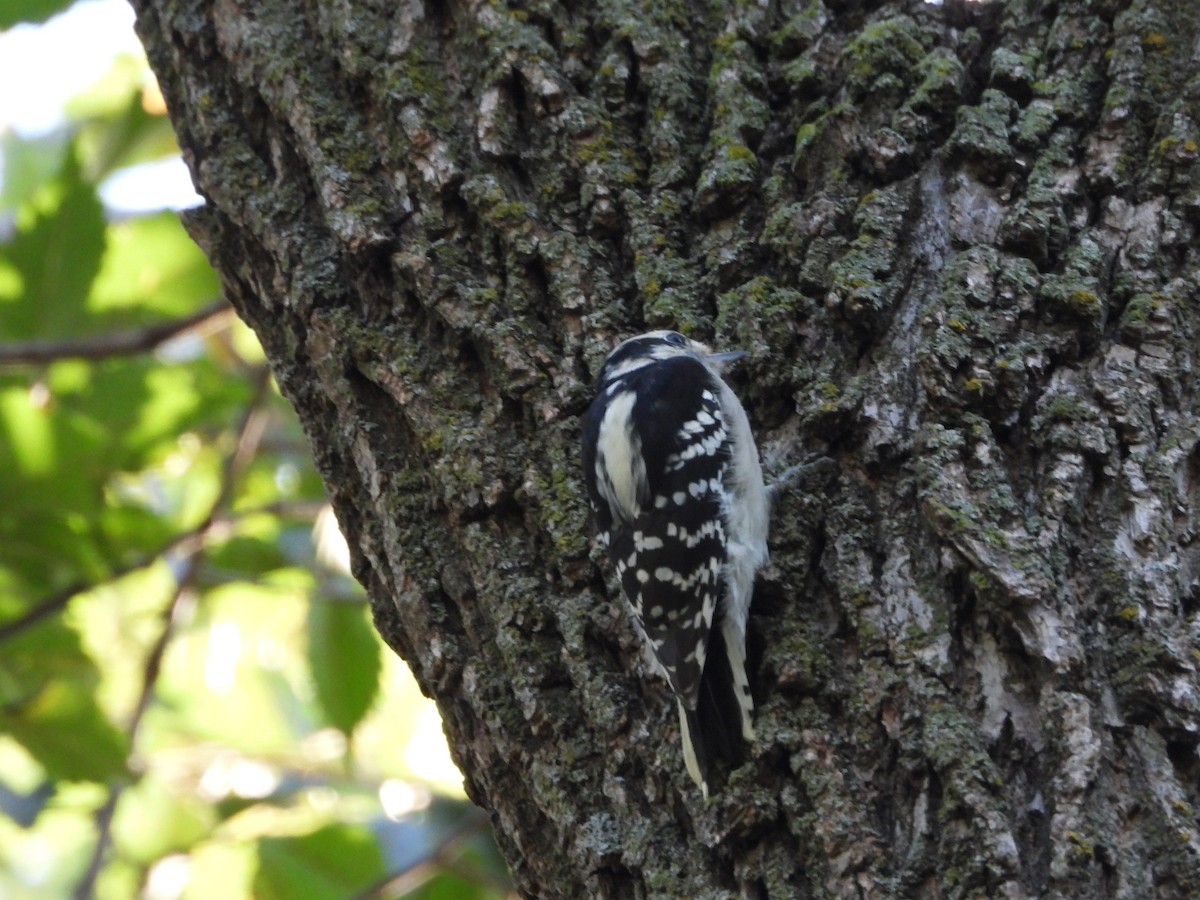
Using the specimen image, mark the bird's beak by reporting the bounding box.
[707,349,748,371]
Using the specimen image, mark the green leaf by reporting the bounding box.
[88,211,219,320]
[0,381,56,478]
[185,842,256,899]
[67,53,149,123]
[155,582,312,755]
[0,359,240,594]
[205,534,289,580]
[95,504,177,560]
[0,617,129,787]
[88,362,202,464]
[73,66,182,177]
[0,509,106,603]
[0,130,70,212]
[112,776,214,863]
[0,617,95,699]
[414,871,495,900]
[254,824,386,900]
[0,0,75,28]
[0,355,249,597]
[0,678,129,783]
[307,600,382,735]
[0,148,106,340]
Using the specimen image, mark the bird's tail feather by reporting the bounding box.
[678,626,753,798]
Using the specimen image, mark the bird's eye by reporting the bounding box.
[664,331,687,346]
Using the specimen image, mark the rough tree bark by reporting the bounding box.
[131,0,1200,896]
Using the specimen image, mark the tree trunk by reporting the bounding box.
[131,0,1200,895]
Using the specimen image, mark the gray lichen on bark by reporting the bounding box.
[133,0,1200,895]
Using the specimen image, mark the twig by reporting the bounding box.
[0,530,201,643]
[209,367,272,517]
[0,498,326,646]
[72,368,272,900]
[0,405,303,647]
[0,299,233,367]
[70,562,203,900]
[349,809,500,900]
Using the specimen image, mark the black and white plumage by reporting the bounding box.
[581,330,769,797]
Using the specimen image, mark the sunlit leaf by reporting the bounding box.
[0,381,55,476]
[66,51,148,122]
[0,617,115,754]
[307,600,381,735]
[0,678,128,783]
[0,600,99,699]
[88,211,219,320]
[72,64,182,178]
[0,149,106,339]
[0,800,95,896]
[45,357,246,496]
[0,0,75,29]
[0,737,51,793]
[0,357,251,601]
[352,654,464,796]
[103,363,202,461]
[95,857,140,900]
[0,129,70,212]
[152,582,312,755]
[186,841,255,899]
[112,776,214,864]
[253,824,386,900]
[69,563,176,723]
[0,358,242,595]
[228,317,268,364]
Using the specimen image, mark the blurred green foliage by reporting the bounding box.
[0,5,509,899]
[0,0,75,29]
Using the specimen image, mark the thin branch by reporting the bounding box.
[350,809,502,900]
[0,497,326,645]
[209,367,273,517]
[0,371,281,646]
[0,530,201,643]
[71,563,202,900]
[72,368,273,900]
[0,299,233,367]
[0,515,322,646]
